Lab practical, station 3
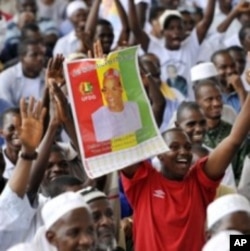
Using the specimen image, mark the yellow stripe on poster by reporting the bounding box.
[111,133,137,152]
[96,52,128,106]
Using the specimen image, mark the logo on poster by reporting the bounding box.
[79,82,96,102]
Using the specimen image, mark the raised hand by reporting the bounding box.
[88,40,106,58]
[235,0,250,13]
[50,83,70,124]
[46,54,65,88]
[19,97,47,153]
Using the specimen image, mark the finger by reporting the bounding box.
[27,97,35,117]
[46,58,53,70]
[20,98,27,119]
[97,39,103,58]
[34,100,42,118]
[94,41,98,58]
[39,107,47,123]
[87,50,93,58]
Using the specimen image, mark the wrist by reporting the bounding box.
[19,150,38,161]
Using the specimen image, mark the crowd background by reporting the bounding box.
[1,0,250,251]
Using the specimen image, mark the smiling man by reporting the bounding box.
[79,187,125,251]
[91,68,142,142]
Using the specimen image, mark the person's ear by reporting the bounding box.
[205,230,212,241]
[46,230,56,246]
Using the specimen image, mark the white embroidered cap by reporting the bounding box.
[191,62,218,82]
[202,230,242,251]
[207,194,250,230]
[66,0,88,18]
[158,10,182,30]
[78,186,107,203]
[7,243,36,251]
[42,192,90,230]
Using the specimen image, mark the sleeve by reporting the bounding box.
[195,157,222,189]
[0,184,36,231]
[183,28,200,65]
[121,161,152,208]
[0,70,15,106]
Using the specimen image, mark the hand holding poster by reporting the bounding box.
[64,46,168,178]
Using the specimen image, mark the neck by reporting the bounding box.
[108,103,124,112]
[22,66,40,79]
[206,118,221,130]
[5,148,19,165]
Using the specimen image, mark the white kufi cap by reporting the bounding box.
[42,192,90,230]
[191,62,218,82]
[158,10,182,30]
[202,230,242,251]
[207,194,250,230]
[66,0,88,18]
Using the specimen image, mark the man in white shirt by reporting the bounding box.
[0,39,46,106]
[92,68,142,142]
[53,1,89,57]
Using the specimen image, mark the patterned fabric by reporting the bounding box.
[204,120,232,149]
[204,120,250,183]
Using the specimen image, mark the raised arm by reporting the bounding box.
[84,0,101,41]
[217,2,250,33]
[204,93,250,180]
[196,0,216,43]
[128,0,150,52]
[114,0,130,46]
[9,97,46,198]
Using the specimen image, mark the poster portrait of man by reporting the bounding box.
[91,68,142,142]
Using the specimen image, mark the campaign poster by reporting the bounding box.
[64,46,168,178]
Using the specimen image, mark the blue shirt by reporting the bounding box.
[222,92,241,114]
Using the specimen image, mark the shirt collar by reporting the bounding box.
[2,146,16,180]
[68,30,78,43]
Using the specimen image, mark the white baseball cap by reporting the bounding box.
[159,10,182,31]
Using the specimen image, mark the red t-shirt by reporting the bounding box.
[121,157,221,251]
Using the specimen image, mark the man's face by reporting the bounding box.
[44,151,70,182]
[163,18,184,50]
[47,208,96,251]
[0,113,22,152]
[94,24,114,54]
[21,43,46,77]
[159,131,193,181]
[241,28,250,52]
[102,77,123,110]
[213,212,250,235]
[176,108,206,145]
[196,84,223,120]
[70,9,88,33]
[17,0,37,14]
[88,199,115,249]
[229,50,246,75]
[213,53,237,88]
[181,12,195,38]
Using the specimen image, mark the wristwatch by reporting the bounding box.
[19,151,38,160]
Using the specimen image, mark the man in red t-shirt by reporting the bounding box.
[121,93,250,251]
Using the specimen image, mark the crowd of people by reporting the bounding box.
[1,0,250,250]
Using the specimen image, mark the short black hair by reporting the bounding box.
[239,23,250,43]
[162,127,184,138]
[0,107,20,128]
[97,18,113,28]
[193,79,219,100]
[163,15,182,30]
[21,23,40,39]
[227,45,245,54]
[18,38,43,57]
[149,6,165,22]
[176,101,201,122]
[211,49,229,63]
[47,175,83,198]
